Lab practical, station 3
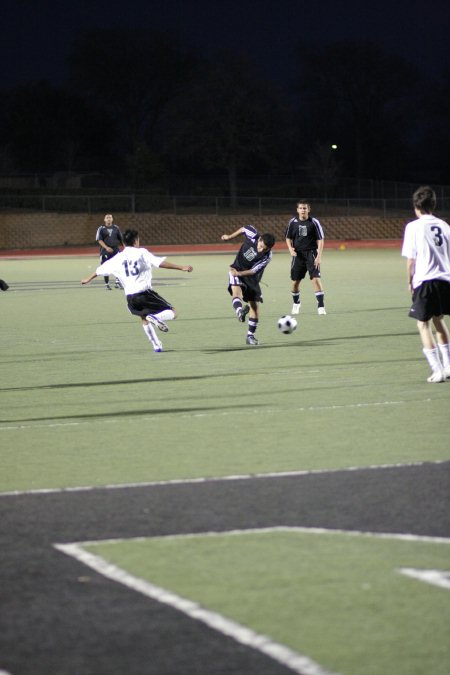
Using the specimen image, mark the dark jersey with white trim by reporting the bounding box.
[231,225,272,281]
[285,216,324,252]
[96,224,123,253]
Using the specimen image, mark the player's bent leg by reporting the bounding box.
[146,314,169,333]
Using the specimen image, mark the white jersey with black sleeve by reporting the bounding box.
[95,246,166,295]
[401,214,450,289]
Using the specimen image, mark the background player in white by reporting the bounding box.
[285,201,326,315]
[401,185,450,382]
[81,229,193,352]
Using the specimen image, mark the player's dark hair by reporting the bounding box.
[296,199,310,207]
[413,186,436,214]
[123,229,139,246]
[262,233,276,249]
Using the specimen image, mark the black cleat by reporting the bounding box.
[238,304,250,322]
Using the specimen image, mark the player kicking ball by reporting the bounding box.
[81,229,193,352]
[221,226,275,346]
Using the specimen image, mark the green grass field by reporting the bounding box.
[1,248,449,675]
[1,249,448,492]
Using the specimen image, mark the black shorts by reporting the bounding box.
[408,279,450,321]
[290,250,321,281]
[127,289,173,318]
[227,273,263,303]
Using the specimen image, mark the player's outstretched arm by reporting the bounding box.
[221,227,244,241]
[81,272,98,285]
[160,260,193,273]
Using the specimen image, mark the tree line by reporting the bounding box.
[0,27,449,196]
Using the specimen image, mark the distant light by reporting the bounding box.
[331,144,338,150]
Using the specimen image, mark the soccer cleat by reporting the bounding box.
[317,307,327,315]
[153,343,163,353]
[238,304,250,322]
[444,366,450,380]
[291,303,300,315]
[427,370,445,383]
[105,284,112,290]
[146,314,169,332]
[114,280,123,289]
[246,334,259,346]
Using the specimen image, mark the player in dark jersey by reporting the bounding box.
[285,201,326,315]
[96,214,124,290]
[221,225,276,346]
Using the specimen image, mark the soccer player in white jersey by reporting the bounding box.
[81,229,193,352]
[401,186,450,382]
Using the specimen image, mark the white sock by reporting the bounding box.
[437,343,450,368]
[144,323,158,344]
[423,348,442,372]
[155,309,175,321]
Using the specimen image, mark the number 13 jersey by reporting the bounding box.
[96,246,166,295]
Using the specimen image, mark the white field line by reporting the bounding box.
[55,541,337,675]
[1,459,448,497]
[0,398,416,432]
[59,525,450,550]
[398,568,450,590]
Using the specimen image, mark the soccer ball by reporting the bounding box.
[278,315,298,334]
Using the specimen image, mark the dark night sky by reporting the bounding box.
[2,0,449,89]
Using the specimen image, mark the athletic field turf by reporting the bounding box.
[1,248,449,675]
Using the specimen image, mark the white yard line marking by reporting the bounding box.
[398,568,450,590]
[55,542,337,675]
[0,398,426,432]
[62,525,450,549]
[1,459,448,497]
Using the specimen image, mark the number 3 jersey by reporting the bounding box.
[401,214,450,289]
[96,246,166,295]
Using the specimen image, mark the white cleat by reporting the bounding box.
[317,307,327,315]
[444,366,450,380]
[291,303,301,315]
[146,314,169,332]
[427,370,445,383]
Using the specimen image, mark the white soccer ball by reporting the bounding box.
[278,315,298,334]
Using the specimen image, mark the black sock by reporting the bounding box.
[247,318,258,335]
